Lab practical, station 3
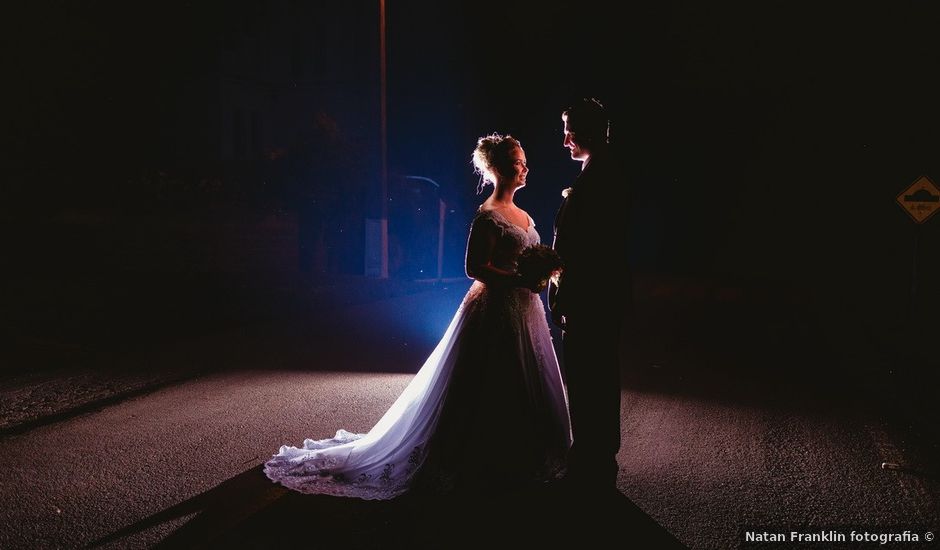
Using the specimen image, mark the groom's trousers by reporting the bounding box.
[561,318,623,486]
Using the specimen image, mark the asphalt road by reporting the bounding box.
[1,284,938,549]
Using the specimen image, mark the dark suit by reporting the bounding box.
[549,147,630,485]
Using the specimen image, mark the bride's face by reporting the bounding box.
[503,146,528,189]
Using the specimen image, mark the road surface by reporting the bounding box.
[1,284,937,549]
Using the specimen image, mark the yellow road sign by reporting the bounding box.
[896,175,940,224]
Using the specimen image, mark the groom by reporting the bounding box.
[549,97,630,488]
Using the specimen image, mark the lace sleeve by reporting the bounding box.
[465,211,521,287]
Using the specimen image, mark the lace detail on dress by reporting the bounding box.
[474,208,539,271]
[479,207,534,235]
[264,431,429,500]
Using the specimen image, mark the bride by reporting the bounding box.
[264,133,572,499]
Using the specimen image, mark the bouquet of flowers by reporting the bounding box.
[517,244,564,290]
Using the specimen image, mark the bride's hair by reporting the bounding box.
[471,133,521,194]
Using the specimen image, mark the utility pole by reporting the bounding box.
[378,0,389,278]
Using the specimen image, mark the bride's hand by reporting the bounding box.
[515,270,549,293]
[521,276,548,293]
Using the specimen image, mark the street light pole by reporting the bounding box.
[378,0,389,278]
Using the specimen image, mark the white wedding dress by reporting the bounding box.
[264,209,571,499]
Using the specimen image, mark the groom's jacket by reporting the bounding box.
[549,148,631,329]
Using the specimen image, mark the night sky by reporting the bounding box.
[5,0,940,328]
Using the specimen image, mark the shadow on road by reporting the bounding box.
[86,466,286,549]
[91,466,688,549]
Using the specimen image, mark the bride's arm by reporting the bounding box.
[465,216,525,288]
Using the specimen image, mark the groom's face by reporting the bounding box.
[562,119,589,162]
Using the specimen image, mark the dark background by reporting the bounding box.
[3,1,939,382]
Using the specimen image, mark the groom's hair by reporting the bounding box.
[562,97,609,147]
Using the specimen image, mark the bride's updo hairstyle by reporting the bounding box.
[472,133,522,193]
